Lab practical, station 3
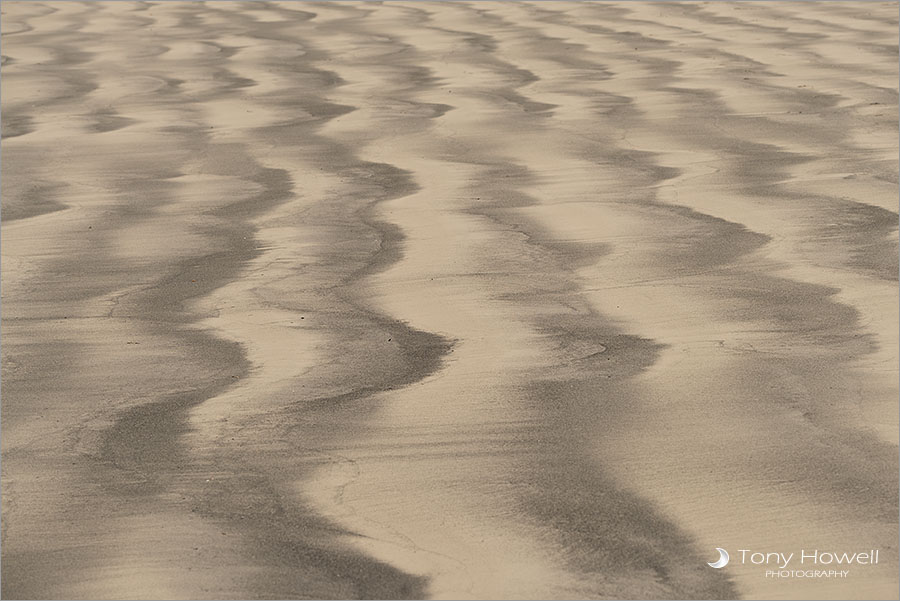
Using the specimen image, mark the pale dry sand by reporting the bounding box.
[1,2,897,600]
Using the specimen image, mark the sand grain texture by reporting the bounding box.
[2,2,898,600]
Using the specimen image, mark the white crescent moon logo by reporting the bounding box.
[708,547,730,568]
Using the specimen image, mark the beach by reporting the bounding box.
[1,2,898,599]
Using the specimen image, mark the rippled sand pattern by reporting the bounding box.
[2,2,898,600]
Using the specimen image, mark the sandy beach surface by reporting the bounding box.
[2,2,897,599]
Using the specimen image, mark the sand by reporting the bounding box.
[1,2,897,600]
